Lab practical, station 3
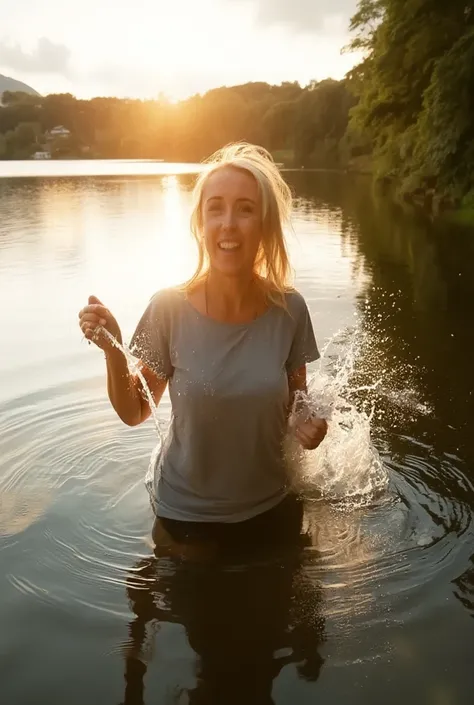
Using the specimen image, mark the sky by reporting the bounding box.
[0,0,361,101]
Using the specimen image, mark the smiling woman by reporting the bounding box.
[77,142,327,561]
[186,143,293,311]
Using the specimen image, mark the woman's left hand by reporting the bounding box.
[294,417,328,450]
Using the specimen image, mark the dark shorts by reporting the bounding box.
[154,493,304,557]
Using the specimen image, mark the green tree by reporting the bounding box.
[1,90,41,107]
[414,26,474,201]
[294,80,353,167]
[262,101,295,151]
[3,122,41,158]
[347,0,474,203]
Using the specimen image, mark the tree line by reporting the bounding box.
[0,79,353,169]
[348,0,474,210]
[1,0,473,210]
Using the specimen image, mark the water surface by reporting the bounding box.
[0,160,473,704]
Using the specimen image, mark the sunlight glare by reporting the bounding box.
[155,175,197,288]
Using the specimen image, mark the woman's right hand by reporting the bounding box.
[78,295,122,352]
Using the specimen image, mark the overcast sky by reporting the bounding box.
[0,0,360,100]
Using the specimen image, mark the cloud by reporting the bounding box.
[0,37,71,75]
[228,0,358,32]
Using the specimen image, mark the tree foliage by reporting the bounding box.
[347,0,474,204]
[0,81,352,166]
[294,80,355,167]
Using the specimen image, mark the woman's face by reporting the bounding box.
[201,166,263,278]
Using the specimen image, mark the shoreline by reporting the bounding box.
[1,155,473,223]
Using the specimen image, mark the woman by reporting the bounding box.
[78,143,327,559]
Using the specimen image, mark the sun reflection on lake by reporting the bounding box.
[155,175,197,289]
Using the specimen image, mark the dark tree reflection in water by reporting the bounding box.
[120,549,325,705]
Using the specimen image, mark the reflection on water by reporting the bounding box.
[120,551,325,704]
[0,163,473,704]
[0,159,203,179]
[453,557,474,617]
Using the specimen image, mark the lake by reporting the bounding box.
[0,160,473,704]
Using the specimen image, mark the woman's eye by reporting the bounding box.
[240,205,254,214]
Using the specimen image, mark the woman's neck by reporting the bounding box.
[204,270,265,321]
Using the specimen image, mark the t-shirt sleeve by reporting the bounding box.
[285,293,320,374]
[129,291,173,380]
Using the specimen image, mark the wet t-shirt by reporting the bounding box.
[130,287,319,522]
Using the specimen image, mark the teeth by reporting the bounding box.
[219,241,240,250]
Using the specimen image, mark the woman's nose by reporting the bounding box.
[221,208,237,230]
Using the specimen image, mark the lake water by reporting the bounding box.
[1,160,473,704]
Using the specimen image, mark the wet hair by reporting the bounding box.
[185,142,294,307]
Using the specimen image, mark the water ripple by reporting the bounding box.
[302,444,474,632]
[0,381,161,616]
[1,378,473,636]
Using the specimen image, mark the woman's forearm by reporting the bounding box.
[105,347,143,426]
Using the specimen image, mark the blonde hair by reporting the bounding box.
[184,142,294,307]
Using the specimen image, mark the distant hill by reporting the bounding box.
[0,74,40,100]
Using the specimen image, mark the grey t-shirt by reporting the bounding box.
[130,287,319,523]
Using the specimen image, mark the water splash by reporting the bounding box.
[287,327,390,509]
[94,327,166,490]
[96,322,432,511]
[97,328,163,437]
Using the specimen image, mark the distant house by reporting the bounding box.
[33,151,51,160]
[47,125,71,139]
